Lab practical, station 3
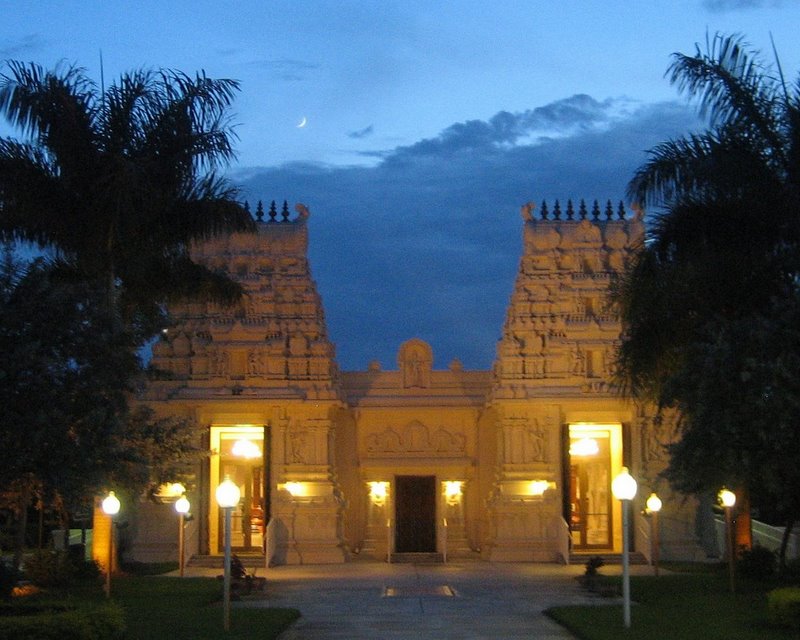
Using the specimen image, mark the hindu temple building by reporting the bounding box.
[123,198,711,566]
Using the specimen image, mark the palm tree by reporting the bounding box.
[0,61,254,339]
[612,33,800,558]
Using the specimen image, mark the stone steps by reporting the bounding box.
[569,551,648,565]
[187,553,266,569]
[389,552,444,564]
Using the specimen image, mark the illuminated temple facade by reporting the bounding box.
[129,200,711,565]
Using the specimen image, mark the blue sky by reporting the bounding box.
[3,1,800,370]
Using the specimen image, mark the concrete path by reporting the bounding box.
[200,560,651,639]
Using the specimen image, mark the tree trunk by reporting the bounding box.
[734,488,752,554]
[12,485,31,572]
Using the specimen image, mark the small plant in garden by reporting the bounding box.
[737,544,776,580]
[0,561,18,601]
[584,556,604,576]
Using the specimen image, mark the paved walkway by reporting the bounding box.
[180,560,654,639]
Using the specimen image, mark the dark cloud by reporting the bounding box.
[244,58,319,81]
[232,97,700,371]
[702,0,782,11]
[0,34,46,58]
[347,125,374,139]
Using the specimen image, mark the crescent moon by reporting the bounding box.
[297,117,307,128]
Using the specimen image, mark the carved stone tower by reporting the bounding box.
[483,199,644,561]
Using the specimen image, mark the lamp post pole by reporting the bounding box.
[612,468,637,629]
[174,495,190,578]
[216,477,241,632]
[719,488,737,593]
[101,491,121,599]
[646,493,662,577]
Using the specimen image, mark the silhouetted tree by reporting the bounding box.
[0,61,253,340]
[612,33,800,564]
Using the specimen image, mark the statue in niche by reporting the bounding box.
[289,430,310,464]
[247,349,265,375]
[571,346,586,375]
[526,423,546,462]
[520,201,534,222]
[211,349,229,377]
[409,352,424,386]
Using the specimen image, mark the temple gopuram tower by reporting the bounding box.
[144,201,347,564]
[481,199,644,561]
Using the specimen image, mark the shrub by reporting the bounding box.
[22,550,99,588]
[767,587,800,630]
[0,563,17,601]
[584,556,604,576]
[737,544,776,579]
[0,602,125,639]
[22,551,73,587]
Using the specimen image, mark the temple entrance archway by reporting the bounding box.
[394,475,436,553]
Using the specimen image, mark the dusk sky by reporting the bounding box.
[3,1,800,370]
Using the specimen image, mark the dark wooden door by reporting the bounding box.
[395,475,436,552]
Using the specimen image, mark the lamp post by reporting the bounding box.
[101,491,121,598]
[611,467,637,629]
[216,477,241,632]
[174,494,190,577]
[719,488,737,593]
[645,492,662,577]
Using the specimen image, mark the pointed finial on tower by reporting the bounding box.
[605,200,614,220]
[281,200,290,221]
[553,200,562,220]
[269,200,277,221]
[540,200,549,220]
[580,199,589,220]
[592,199,601,220]
[256,200,264,221]
[617,200,626,219]
[566,199,574,220]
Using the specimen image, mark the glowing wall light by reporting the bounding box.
[282,481,304,497]
[368,481,389,505]
[529,480,553,496]
[444,481,463,505]
[569,437,599,457]
[232,438,261,459]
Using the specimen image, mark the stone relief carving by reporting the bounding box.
[365,421,466,458]
[502,417,548,464]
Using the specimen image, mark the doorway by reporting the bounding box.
[218,460,264,551]
[394,476,436,553]
[568,424,622,551]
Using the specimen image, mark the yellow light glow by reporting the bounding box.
[646,492,662,513]
[444,481,463,504]
[611,467,638,501]
[368,481,388,504]
[102,491,121,516]
[529,480,552,496]
[215,477,241,508]
[569,437,599,456]
[282,482,304,497]
[232,439,261,458]
[719,488,736,508]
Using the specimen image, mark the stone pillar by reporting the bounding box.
[269,415,347,564]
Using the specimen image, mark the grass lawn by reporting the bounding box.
[546,568,797,640]
[114,576,300,640]
[5,575,299,640]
